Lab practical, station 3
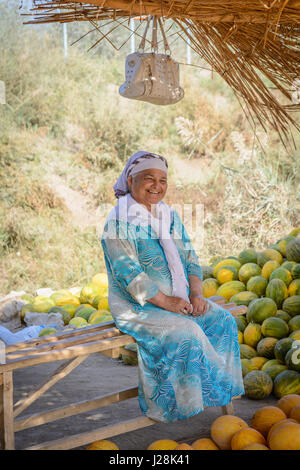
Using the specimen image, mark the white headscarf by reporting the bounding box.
[113,151,168,199]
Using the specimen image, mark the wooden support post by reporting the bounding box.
[221,401,235,415]
[0,372,15,449]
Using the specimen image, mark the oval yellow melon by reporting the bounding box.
[213,259,242,278]
[202,278,219,298]
[250,357,269,370]
[261,260,280,280]
[242,443,269,450]
[87,439,119,450]
[231,427,267,450]
[268,422,300,450]
[238,331,243,344]
[216,281,246,302]
[91,272,108,289]
[290,405,300,422]
[56,295,80,307]
[243,323,262,348]
[147,439,178,450]
[277,394,300,417]
[267,418,299,443]
[210,415,248,450]
[250,406,287,437]
[216,266,238,284]
[97,297,110,311]
[191,438,219,450]
[174,443,194,450]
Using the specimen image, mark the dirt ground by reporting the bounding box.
[12,351,278,451]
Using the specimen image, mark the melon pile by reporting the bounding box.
[20,272,113,332]
[86,394,300,450]
[202,227,300,399]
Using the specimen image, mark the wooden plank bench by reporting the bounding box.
[0,296,247,450]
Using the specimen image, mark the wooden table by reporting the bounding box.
[0,296,246,450]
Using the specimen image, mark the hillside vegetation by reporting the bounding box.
[0,1,299,295]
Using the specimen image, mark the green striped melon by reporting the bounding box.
[261,260,281,280]
[201,266,213,281]
[288,279,300,296]
[288,315,300,333]
[216,280,246,302]
[266,278,288,308]
[240,344,257,359]
[201,266,214,280]
[289,330,300,340]
[241,358,258,377]
[285,347,300,372]
[257,249,283,268]
[286,238,300,263]
[212,259,242,278]
[216,265,238,284]
[256,337,278,359]
[246,298,277,324]
[75,306,96,322]
[243,370,273,400]
[261,359,284,371]
[282,296,300,317]
[264,364,288,381]
[202,278,219,298]
[269,267,293,287]
[230,291,258,306]
[209,255,223,267]
[235,315,248,332]
[238,263,262,284]
[243,323,262,348]
[261,317,289,339]
[273,370,300,397]
[274,337,294,363]
[268,244,282,253]
[238,249,258,265]
[246,276,268,297]
[281,260,297,272]
[289,227,300,237]
[249,356,269,370]
[276,310,292,323]
[277,236,296,257]
[291,264,300,279]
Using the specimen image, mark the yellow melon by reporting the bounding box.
[268,422,300,450]
[191,438,219,450]
[87,439,119,450]
[250,406,287,437]
[277,394,300,417]
[250,357,269,370]
[210,415,248,450]
[147,439,178,450]
[267,418,299,443]
[231,427,267,450]
[290,404,300,423]
[242,443,269,450]
[174,443,194,450]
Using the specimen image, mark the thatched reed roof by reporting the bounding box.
[23,1,300,149]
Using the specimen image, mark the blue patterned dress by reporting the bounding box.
[101,207,244,423]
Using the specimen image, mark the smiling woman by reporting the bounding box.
[100,150,244,423]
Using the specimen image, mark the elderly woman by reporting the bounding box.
[101,151,244,423]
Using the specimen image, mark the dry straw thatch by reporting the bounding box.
[22,1,300,149]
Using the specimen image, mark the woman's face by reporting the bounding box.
[128,168,168,211]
